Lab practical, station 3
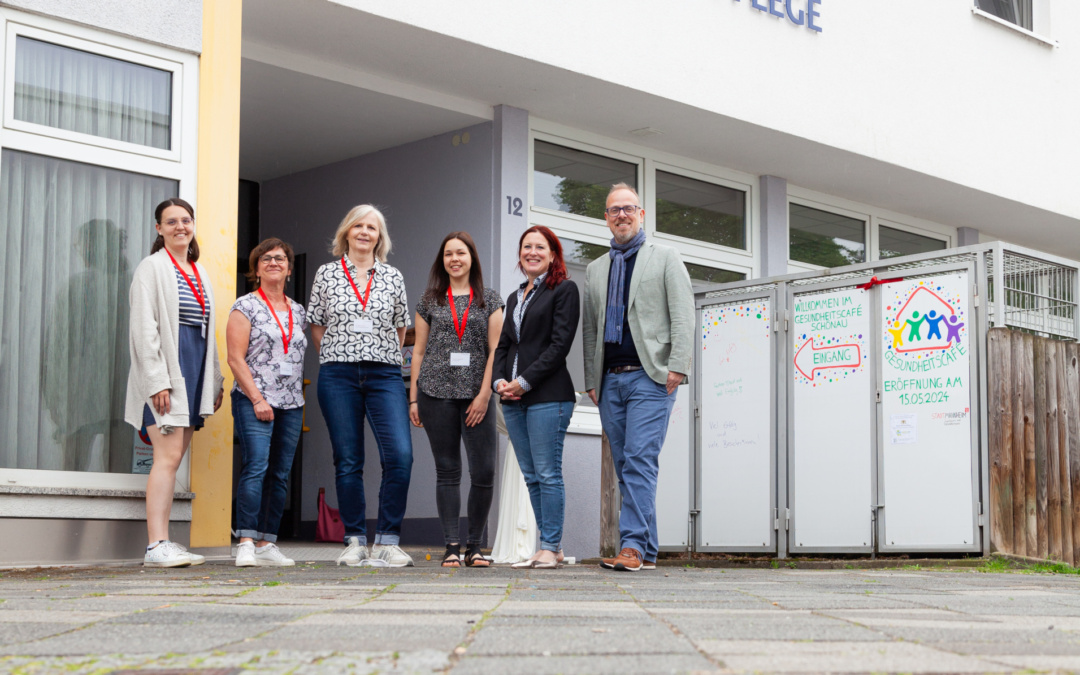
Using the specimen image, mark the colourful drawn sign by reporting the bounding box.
[883,281,966,357]
[794,337,862,381]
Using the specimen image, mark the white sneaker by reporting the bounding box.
[336,536,369,566]
[254,543,295,567]
[370,544,414,567]
[174,542,205,566]
[144,540,192,568]
[235,541,256,567]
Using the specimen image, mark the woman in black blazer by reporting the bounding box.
[493,225,580,569]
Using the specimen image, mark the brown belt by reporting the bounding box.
[606,365,643,374]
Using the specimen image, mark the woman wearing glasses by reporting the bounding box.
[494,225,580,569]
[126,198,224,567]
[226,238,308,567]
[308,205,414,568]
[409,232,504,568]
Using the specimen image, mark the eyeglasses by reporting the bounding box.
[260,255,288,265]
[163,217,194,227]
[605,205,641,217]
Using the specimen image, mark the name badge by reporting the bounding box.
[450,352,470,367]
[201,322,207,339]
[279,362,296,377]
[353,317,374,333]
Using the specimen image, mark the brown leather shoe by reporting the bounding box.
[603,547,642,572]
[642,559,656,570]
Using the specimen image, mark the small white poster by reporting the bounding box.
[890,413,917,445]
[132,428,154,474]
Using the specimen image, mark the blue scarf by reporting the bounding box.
[604,229,646,344]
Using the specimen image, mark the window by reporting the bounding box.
[655,170,746,250]
[686,263,745,289]
[0,150,177,473]
[789,203,866,267]
[975,0,1032,30]
[14,37,173,150]
[533,140,636,220]
[0,11,197,487]
[878,225,947,260]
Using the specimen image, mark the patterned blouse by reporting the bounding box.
[230,293,308,409]
[416,287,504,399]
[307,258,410,365]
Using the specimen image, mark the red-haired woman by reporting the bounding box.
[492,225,580,569]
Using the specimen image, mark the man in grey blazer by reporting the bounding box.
[583,183,695,571]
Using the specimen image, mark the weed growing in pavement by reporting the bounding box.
[85,593,106,597]
[262,580,283,587]
[770,560,780,569]
[786,561,797,569]
[979,556,1080,575]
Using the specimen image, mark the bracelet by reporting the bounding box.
[409,401,418,405]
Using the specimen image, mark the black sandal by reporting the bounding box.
[464,544,490,567]
[442,544,461,568]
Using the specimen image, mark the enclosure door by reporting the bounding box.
[696,292,776,552]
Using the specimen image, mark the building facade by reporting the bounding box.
[0,0,1076,564]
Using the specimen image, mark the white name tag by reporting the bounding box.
[450,352,471,367]
[201,322,207,339]
[279,362,296,377]
[353,318,374,333]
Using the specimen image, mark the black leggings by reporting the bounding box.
[416,390,497,545]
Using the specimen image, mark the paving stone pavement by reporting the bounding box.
[1,558,1079,674]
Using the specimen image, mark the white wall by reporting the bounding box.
[2,0,202,52]
[337,0,1079,222]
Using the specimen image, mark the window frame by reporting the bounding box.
[0,8,198,492]
[971,1,1055,47]
[787,186,954,272]
[529,119,757,281]
[3,20,190,163]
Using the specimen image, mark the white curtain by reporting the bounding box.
[0,149,176,472]
[976,0,1033,30]
[14,36,172,150]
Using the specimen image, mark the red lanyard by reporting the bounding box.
[165,248,205,318]
[257,287,294,354]
[341,257,374,312]
[447,286,473,344]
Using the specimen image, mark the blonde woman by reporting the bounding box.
[308,205,413,568]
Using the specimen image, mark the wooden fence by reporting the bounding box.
[988,327,1080,564]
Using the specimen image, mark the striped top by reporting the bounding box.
[175,266,207,327]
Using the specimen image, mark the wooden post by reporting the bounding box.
[1034,336,1049,559]
[1066,342,1080,566]
[1010,329,1027,556]
[988,328,1013,553]
[1046,340,1063,561]
[1023,333,1038,555]
[600,432,620,558]
[1057,342,1074,565]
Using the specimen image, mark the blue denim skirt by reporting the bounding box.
[142,324,207,430]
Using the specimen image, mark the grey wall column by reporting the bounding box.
[957,227,980,247]
[760,175,789,278]
[492,105,530,296]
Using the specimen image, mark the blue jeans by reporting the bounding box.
[317,361,413,546]
[502,400,573,552]
[598,369,676,561]
[232,390,304,542]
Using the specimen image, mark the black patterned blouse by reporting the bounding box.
[307,258,410,365]
[416,287,504,399]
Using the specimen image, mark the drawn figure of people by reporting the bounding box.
[904,310,925,341]
[886,321,905,350]
[924,310,946,340]
[945,315,965,344]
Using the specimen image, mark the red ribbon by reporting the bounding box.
[448,286,473,344]
[258,287,294,355]
[341,257,374,311]
[165,248,205,318]
[855,275,904,290]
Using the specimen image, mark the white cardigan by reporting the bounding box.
[124,248,224,430]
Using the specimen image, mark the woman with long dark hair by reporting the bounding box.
[125,197,224,567]
[409,232,504,567]
[493,225,579,569]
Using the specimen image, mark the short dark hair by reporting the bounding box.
[245,238,295,288]
[151,197,200,262]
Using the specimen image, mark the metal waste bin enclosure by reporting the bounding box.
[657,243,1080,556]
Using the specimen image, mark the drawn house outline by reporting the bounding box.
[890,285,957,354]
